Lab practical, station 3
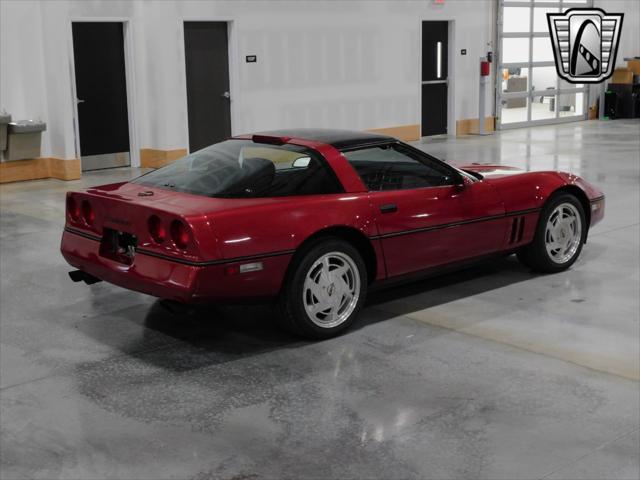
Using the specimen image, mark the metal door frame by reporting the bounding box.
[420,19,456,137]
[495,0,592,130]
[68,18,139,168]
[179,18,239,154]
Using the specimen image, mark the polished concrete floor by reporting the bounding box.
[1,120,638,479]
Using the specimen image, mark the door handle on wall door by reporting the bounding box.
[76,99,85,104]
[221,91,231,99]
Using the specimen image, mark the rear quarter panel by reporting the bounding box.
[209,193,377,258]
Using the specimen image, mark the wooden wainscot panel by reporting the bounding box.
[0,157,81,183]
[366,124,421,142]
[456,117,496,136]
[50,158,81,181]
[0,158,51,183]
[166,149,188,163]
[140,148,188,169]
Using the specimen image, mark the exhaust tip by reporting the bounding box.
[68,270,102,285]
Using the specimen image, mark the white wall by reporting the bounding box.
[0,1,497,161]
[0,1,52,155]
[1,1,638,162]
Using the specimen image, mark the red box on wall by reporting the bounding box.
[480,61,490,77]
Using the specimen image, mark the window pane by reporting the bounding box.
[343,145,452,191]
[502,37,530,63]
[501,97,529,124]
[532,37,554,62]
[533,7,558,33]
[134,140,341,197]
[559,77,584,89]
[502,67,529,94]
[499,2,586,128]
[531,66,557,92]
[559,92,584,117]
[503,7,531,33]
[531,93,557,120]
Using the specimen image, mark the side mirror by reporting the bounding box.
[444,173,465,190]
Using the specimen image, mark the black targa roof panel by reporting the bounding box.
[255,128,395,150]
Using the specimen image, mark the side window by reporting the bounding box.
[343,144,454,191]
[262,150,342,196]
[134,140,342,197]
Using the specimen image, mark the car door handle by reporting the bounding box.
[379,203,398,214]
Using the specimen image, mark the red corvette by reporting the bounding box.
[61,129,604,338]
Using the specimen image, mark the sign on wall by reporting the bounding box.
[547,8,624,84]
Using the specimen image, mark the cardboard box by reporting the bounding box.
[611,68,633,84]
[627,59,640,76]
[588,104,598,120]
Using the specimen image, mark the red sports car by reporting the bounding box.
[61,129,604,338]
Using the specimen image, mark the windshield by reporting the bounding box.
[133,140,342,198]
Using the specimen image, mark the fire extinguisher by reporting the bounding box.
[480,61,491,76]
[480,51,493,76]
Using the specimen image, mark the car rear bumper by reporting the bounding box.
[61,229,291,303]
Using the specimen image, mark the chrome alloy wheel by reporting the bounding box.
[303,251,361,328]
[545,203,582,264]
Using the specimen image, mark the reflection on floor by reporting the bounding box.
[501,98,584,124]
[1,120,639,479]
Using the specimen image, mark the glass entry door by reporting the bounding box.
[496,0,592,129]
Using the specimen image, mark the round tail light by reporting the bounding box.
[81,200,95,225]
[170,220,190,249]
[67,196,80,221]
[148,215,166,243]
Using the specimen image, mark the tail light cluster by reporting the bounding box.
[81,200,95,225]
[148,215,191,249]
[67,196,80,221]
[148,215,166,243]
[66,195,94,227]
[66,195,191,250]
[170,220,190,249]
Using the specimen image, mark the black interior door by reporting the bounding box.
[184,22,232,152]
[72,22,130,170]
[421,21,448,137]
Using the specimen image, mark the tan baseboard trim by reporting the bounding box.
[0,157,81,184]
[140,148,188,168]
[456,117,496,136]
[367,124,421,142]
[50,158,81,181]
[0,158,50,183]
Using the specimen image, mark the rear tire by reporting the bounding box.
[517,193,587,273]
[276,238,367,339]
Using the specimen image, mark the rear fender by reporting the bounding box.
[209,193,378,266]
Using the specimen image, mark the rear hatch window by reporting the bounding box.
[133,139,341,198]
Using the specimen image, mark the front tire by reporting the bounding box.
[517,193,587,273]
[276,238,367,339]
